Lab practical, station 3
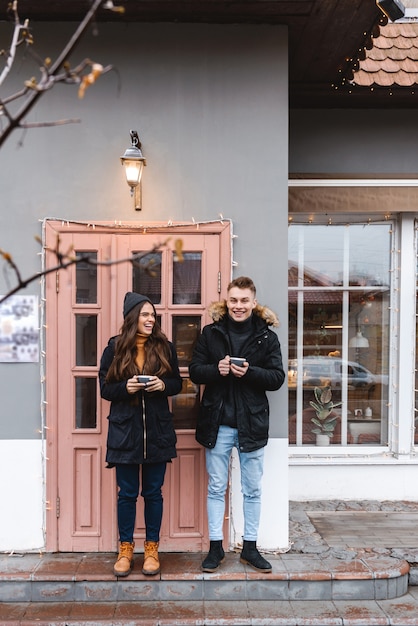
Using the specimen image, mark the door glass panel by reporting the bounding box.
[132,252,162,304]
[289,223,391,446]
[173,252,202,304]
[75,377,97,428]
[75,252,97,303]
[172,316,201,367]
[76,315,97,366]
[172,378,199,429]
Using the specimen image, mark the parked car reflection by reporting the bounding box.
[288,357,387,389]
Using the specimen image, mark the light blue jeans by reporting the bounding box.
[205,425,264,541]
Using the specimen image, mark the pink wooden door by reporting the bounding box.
[44,220,231,552]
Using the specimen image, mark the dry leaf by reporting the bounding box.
[78,63,103,99]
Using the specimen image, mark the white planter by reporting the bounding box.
[316,434,331,446]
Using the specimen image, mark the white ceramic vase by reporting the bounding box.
[316,433,330,446]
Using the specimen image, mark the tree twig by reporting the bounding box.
[0,0,119,147]
[0,238,180,306]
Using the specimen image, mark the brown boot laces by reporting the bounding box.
[144,541,159,562]
[117,542,134,562]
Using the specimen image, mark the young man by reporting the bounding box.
[189,276,285,572]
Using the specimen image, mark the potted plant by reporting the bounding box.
[310,386,341,445]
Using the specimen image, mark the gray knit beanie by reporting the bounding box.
[123,292,152,318]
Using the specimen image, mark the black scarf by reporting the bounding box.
[220,314,254,428]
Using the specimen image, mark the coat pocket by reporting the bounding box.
[156,411,177,448]
[107,413,135,451]
[248,403,269,440]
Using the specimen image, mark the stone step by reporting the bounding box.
[0,551,410,605]
[3,595,418,625]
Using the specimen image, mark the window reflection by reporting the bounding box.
[349,225,390,287]
[289,223,391,446]
[172,378,199,429]
[75,377,97,429]
[173,252,201,304]
[132,252,162,304]
[289,224,390,289]
[75,252,97,304]
[76,315,97,366]
[172,316,201,367]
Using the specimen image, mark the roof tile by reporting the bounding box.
[354,23,418,87]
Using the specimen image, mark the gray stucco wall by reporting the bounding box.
[0,22,288,439]
[290,108,418,174]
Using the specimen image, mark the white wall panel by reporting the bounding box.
[230,437,289,551]
[290,462,418,501]
[0,440,44,551]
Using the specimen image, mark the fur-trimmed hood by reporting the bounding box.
[208,300,280,327]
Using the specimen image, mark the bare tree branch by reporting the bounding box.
[19,119,81,129]
[0,237,183,305]
[0,0,122,147]
[0,1,154,305]
[0,2,29,87]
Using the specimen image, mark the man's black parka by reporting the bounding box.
[189,301,285,453]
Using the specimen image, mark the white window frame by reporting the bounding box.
[288,179,418,460]
[395,214,417,457]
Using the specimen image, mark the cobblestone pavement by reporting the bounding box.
[289,499,418,568]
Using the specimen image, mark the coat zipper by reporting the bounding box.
[142,393,147,460]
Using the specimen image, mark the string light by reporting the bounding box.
[39,220,48,545]
[35,215,237,545]
[43,216,231,232]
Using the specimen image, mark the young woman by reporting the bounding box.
[99,292,182,577]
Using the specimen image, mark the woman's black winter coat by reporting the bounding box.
[99,338,182,466]
[189,303,285,453]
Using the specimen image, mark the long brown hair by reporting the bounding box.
[106,300,172,382]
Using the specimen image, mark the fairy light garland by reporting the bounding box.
[35,215,236,546]
[330,13,418,99]
[40,218,48,548]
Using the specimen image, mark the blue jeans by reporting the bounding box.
[205,425,264,542]
[115,462,167,543]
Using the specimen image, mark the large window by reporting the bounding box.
[289,223,391,446]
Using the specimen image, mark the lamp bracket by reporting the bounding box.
[134,183,142,211]
[130,129,141,150]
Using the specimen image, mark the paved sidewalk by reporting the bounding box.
[2,500,418,624]
[289,499,418,562]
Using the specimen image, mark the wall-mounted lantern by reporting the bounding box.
[120,130,147,210]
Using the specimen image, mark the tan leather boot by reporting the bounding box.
[142,540,160,575]
[113,541,135,577]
